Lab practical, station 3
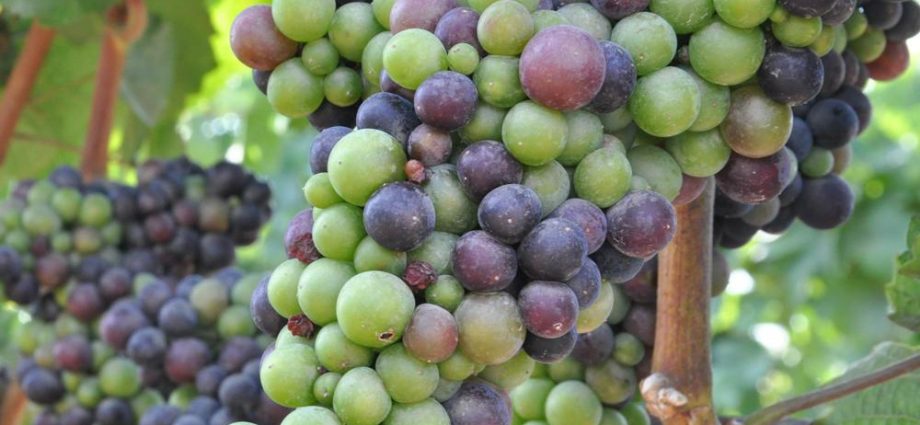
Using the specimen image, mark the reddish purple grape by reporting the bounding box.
[478,184,543,244]
[591,0,650,20]
[99,267,132,302]
[518,218,588,282]
[570,324,615,366]
[229,6,298,71]
[53,335,92,373]
[127,327,168,368]
[408,124,453,166]
[518,280,579,339]
[456,141,524,201]
[587,41,637,113]
[66,284,105,322]
[622,304,656,346]
[100,300,151,350]
[522,329,577,363]
[414,71,479,131]
[380,70,416,101]
[621,259,657,304]
[443,379,512,425]
[605,191,677,259]
[389,0,458,33]
[548,199,608,254]
[284,209,319,264]
[715,150,796,205]
[435,7,485,54]
[250,275,286,337]
[364,182,436,251]
[403,304,460,363]
[794,175,854,230]
[452,230,518,292]
[519,25,606,111]
[165,338,213,384]
[565,259,602,308]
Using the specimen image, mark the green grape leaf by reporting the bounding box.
[121,21,175,127]
[0,0,116,27]
[828,342,920,425]
[886,216,920,332]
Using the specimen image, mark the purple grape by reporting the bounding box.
[21,368,65,405]
[786,117,814,161]
[6,275,39,305]
[478,184,542,245]
[833,85,872,134]
[718,217,758,249]
[308,101,359,131]
[864,0,903,30]
[389,0,458,32]
[165,338,213,384]
[250,275,286,337]
[218,337,263,372]
[758,45,823,106]
[519,25,606,111]
[140,405,182,425]
[571,324,615,366]
[60,406,93,425]
[443,379,512,425]
[590,244,644,284]
[49,165,82,188]
[434,7,485,54]
[364,182,436,251]
[127,327,168,367]
[138,279,174,319]
[763,206,798,235]
[606,191,677,259]
[284,208,319,264]
[196,365,229,397]
[565,258,602,308]
[408,124,453,166]
[887,0,920,41]
[100,300,151,350]
[587,41,637,113]
[187,396,221,420]
[456,141,524,201]
[715,150,796,205]
[218,374,261,416]
[591,0,650,20]
[820,51,845,97]
[714,189,754,218]
[380,70,416,101]
[807,99,859,149]
[518,280,579,339]
[453,230,519,293]
[310,126,352,174]
[356,92,422,146]
[414,71,478,131]
[158,298,200,337]
[779,0,837,17]
[621,259,657,304]
[548,198,608,254]
[252,69,271,95]
[52,335,92,373]
[96,399,135,425]
[822,0,855,26]
[198,234,236,272]
[66,284,105,322]
[99,267,132,303]
[622,304,656,346]
[794,175,854,230]
[518,218,588,281]
[522,329,577,363]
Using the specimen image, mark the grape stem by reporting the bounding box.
[0,381,27,425]
[644,178,718,425]
[0,22,56,166]
[744,353,920,425]
[81,0,148,181]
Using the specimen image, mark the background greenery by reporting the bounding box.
[0,0,918,419]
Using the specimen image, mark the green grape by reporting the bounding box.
[474,55,526,108]
[261,344,321,407]
[333,367,392,425]
[557,3,611,40]
[282,406,342,425]
[600,409,629,425]
[502,101,568,166]
[719,85,792,159]
[649,0,715,34]
[620,403,652,425]
[665,130,731,177]
[327,129,406,206]
[459,101,508,143]
[627,144,682,201]
[272,0,335,42]
[469,0,539,13]
[574,146,632,208]
[612,333,646,367]
[301,38,340,76]
[99,358,141,398]
[76,378,103,408]
[628,67,701,138]
[455,292,526,365]
[62,372,82,392]
[849,27,886,62]
[231,274,262,306]
[267,59,324,117]
[91,341,114,371]
[437,351,477,381]
[313,203,366,261]
[27,180,55,204]
[408,232,458,275]
[315,323,375,373]
[447,43,481,75]
[522,160,571,217]
[303,173,344,208]
[712,0,774,29]
[217,305,257,338]
[683,67,730,132]
[801,147,834,177]
[383,28,448,89]
[376,343,440,403]
[167,385,197,409]
[324,67,363,107]
[425,275,465,312]
[50,188,81,223]
[383,399,451,425]
[268,258,308,318]
[545,381,603,425]
[557,110,604,166]
[277,327,313,347]
[190,277,230,325]
[51,233,72,253]
[585,359,637,405]
[599,107,633,133]
[772,15,822,47]
[423,164,478,234]
[432,378,462,402]
[577,281,614,333]
[329,3,385,62]
[336,271,415,348]
[610,12,677,76]
[362,32,393,87]
[831,25,847,53]
[22,204,61,236]
[100,222,121,246]
[479,350,535,389]
[510,378,554,420]
[809,25,836,56]
[354,236,407,275]
[844,11,867,40]
[532,10,571,32]
[4,229,29,253]
[689,19,765,86]
[372,0,396,28]
[298,259,357,326]
[313,372,342,406]
[478,0,534,56]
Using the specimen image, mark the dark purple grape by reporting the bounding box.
[606,191,676,259]
[718,218,758,249]
[250,275,286,337]
[587,41,637,113]
[519,25,606,111]
[715,150,796,205]
[33,411,59,425]
[794,175,854,230]
[127,327,168,367]
[415,71,478,131]
[356,92,422,146]
[452,230,518,292]
[477,184,542,245]
[591,0,650,20]
[207,161,248,197]
[218,337,263,372]
[763,206,798,234]
[434,7,484,54]
[364,182,436,251]
[49,166,83,189]
[548,199,608,254]
[622,304,656,346]
[140,405,182,425]
[21,368,65,405]
[187,396,221,420]
[110,186,138,221]
[389,0,457,32]
[565,259,602,308]
[714,189,754,218]
[96,399,136,425]
[518,218,588,281]
[408,124,453,166]
[99,267,132,302]
[60,406,93,425]
[779,0,837,17]
[456,141,524,201]
[196,365,229,396]
[75,255,108,282]
[100,300,151,350]
[758,45,823,105]
[806,99,859,149]
[52,335,92,373]
[820,51,845,97]
[522,329,577,363]
[310,126,352,174]
[779,173,804,207]
[166,338,212,384]
[308,101,359,131]
[15,358,38,383]
[571,324,615,366]
[842,50,861,87]
[284,208,319,264]
[198,234,236,272]
[66,284,105,322]
[621,259,657,304]
[208,409,240,425]
[443,379,512,425]
[590,243,644,284]
[32,295,62,322]
[887,0,920,41]
[218,374,261,416]
[864,0,903,30]
[138,279,174,319]
[0,247,22,283]
[35,253,70,291]
[6,275,39,304]
[30,236,51,258]
[158,298,199,337]
[821,0,855,25]
[786,117,814,161]
[243,179,272,205]
[833,85,872,134]
[380,70,416,101]
[253,392,293,425]
[854,60,870,89]
[518,281,579,339]
[252,69,271,95]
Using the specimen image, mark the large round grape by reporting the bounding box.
[267,59,324,118]
[315,323,374,373]
[312,203,366,261]
[478,184,542,244]
[665,130,731,177]
[455,292,526,365]
[376,344,440,403]
[297,259,356,326]
[794,174,854,230]
[333,367,392,425]
[260,345,320,408]
[758,45,824,107]
[230,5,298,71]
[719,85,793,159]
[606,191,676,259]
[519,218,588,282]
[362,31,392,86]
[649,0,715,34]
[627,145,683,201]
[459,101,507,143]
[414,71,478,131]
[716,150,796,204]
[456,141,524,201]
[364,182,435,252]
[610,12,677,76]
[272,0,335,42]
[336,271,415,348]
[573,146,632,208]
[474,56,526,109]
[404,304,459,363]
[423,165,479,234]
[328,3,385,62]
[383,29,448,90]
[545,381,602,425]
[384,399,451,425]
[806,99,859,149]
[443,379,512,425]
[587,41,637,114]
[357,92,421,147]
[452,230,517,291]
[478,0,535,56]
[519,25,606,111]
[585,358,637,405]
[518,281,579,339]
[327,129,406,206]
[501,101,568,166]
[689,19,765,86]
[549,199,608,255]
[628,67,701,138]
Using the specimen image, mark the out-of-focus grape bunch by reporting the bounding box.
[227,0,919,424]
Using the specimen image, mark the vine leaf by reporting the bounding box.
[0,0,117,27]
[886,216,920,332]
[828,342,920,425]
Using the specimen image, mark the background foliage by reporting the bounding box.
[0,0,918,419]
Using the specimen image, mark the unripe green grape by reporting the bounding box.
[315,323,375,373]
[433,379,462,402]
[574,147,631,208]
[801,147,834,177]
[298,258,356,326]
[831,25,847,53]
[599,107,633,133]
[612,333,646,367]
[665,130,731,178]
[474,55,526,109]
[479,350,535,389]
[772,15,823,47]
[522,160,571,217]
[23,204,61,236]
[372,0,396,28]
[313,372,342,406]
[437,351,477,381]
[423,165,478,234]
[586,359,637,405]
[282,406,342,425]
[168,385,197,409]
[324,67,363,107]
[603,134,628,154]
[545,381,603,425]
[408,232,458,275]
[312,203,365,261]
[600,409,628,425]
[272,0,335,42]
[261,345,321,407]
[683,67,730,132]
[362,32,393,87]
[712,0,774,29]
[303,173,344,208]
[628,67,701,138]
[376,343,440,403]
[301,38,340,76]
[719,85,792,158]
[268,258,308,318]
[425,275,465,313]
[649,0,715,34]
[459,102,507,143]
[469,0,538,13]
[628,145,683,201]
[383,399,451,425]
[100,222,121,246]
[190,277,230,325]
[51,232,72,252]
[502,101,568,166]
[327,128,406,206]
[336,271,415,348]
[809,25,836,56]
[354,236,407,275]
[510,378,554,420]
[621,403,652,425]
[383,29,448,89]
[267,59,324,117]
[232,275,262,306]
[577,281,614,333]
[558,110,604,166]
[329,3,384,62]
[611,12,677,76]
[27,180,55,204]
[478,0,534,56]
[455,292,526,365]
[51,188,81,223]
[557,3,611,40]
[689,19,765,86]
[99,358,141,398]
[333,367,392,425]
[447,43,480,75]
[845,11,867,40]
[76,378,102,408]
[277,327,314,347]
[532,10,571,33]
[218,305,256,338]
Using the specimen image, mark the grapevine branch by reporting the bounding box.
[644,178,718,425]
[0,22,56,166]
[80,0,148,181]
[744,353,920,425]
